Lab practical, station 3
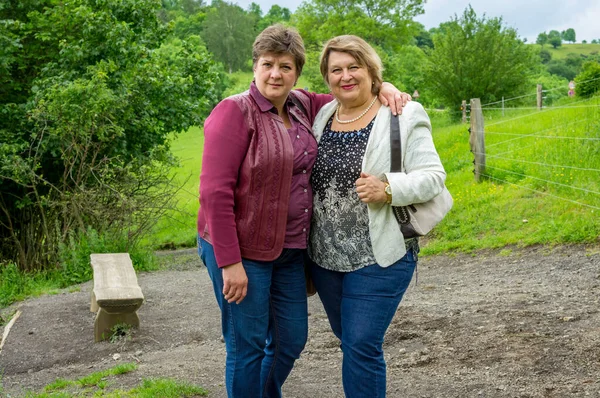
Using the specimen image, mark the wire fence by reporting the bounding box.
[479,75,600,109]
[474,95,600,212]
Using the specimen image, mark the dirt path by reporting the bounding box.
[1,245,600,397]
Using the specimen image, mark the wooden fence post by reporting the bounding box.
[461,100,467,123]
[537,84,543,110]
[469,98,485,182]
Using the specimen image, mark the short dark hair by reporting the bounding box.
[252,24,306,76]
[320,35,383,95]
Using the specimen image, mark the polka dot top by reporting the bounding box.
[309,116,377,272]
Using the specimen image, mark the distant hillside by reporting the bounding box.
[531,43,600,59]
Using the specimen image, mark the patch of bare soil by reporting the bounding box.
[1,245,600,397]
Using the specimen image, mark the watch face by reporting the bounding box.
[385,184,392,194]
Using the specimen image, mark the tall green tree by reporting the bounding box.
[257,5,292,32]
[413,22,433,49]
[536,32,548,47]
[574,61,600,97]
[0,0,225,270]
[292,0,425,52]
[548,30,562,48]
[424,6,536,110]
[561,28,576,43]
[202,1,255,72]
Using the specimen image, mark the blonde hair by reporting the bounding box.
[319,35,383,95]
[253,24,306,76]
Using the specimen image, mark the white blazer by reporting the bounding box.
[312,100,446,266]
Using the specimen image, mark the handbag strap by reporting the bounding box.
[390,114,402,172]
[390,113,411,225]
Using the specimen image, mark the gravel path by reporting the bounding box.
[1,244,599,397]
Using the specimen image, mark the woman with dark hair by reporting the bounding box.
[197,25,409,397]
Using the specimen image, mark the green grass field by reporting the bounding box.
[425,94,600,254]
[532,43,600,59]
[145,126,204,249]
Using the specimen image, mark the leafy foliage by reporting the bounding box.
[0,0,225,270]
[257,5,292,32]
[575,61,600,98]
[292,0,425,52]
[201,1,256,72]
[424,6,536,111]
[561,28,576,44]
[536,32,548,47]
[548,30,562,48]
[533,72,569,105]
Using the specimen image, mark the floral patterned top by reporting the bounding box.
[309,116,377,272]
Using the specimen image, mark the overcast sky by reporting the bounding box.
[223,0,600,43]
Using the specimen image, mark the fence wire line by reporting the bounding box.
[424,108,463,115]
[477,154,600,172]
[484,96,599,127]
[484,165,600,196]
[482,105,600,111]
[480,92,538,107]
[479,75,600,108]
[484,132,600,141]
[480,173,600,211]
[485,118,592,150]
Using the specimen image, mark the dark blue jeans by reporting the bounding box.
[310,250,417,398]
[198,237,308,398]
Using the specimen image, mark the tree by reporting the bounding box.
[0,0,225,270]
[574,61,600,97]
[424,6,536,110]
[257,5,292,32]
[158,0,206,23]
[548,30,562,48]
[292,0,425,52]
[536,32,548,47]
[247,2,263,33]
[539,48,552,64]
[413,22,434,49]
[561,28,576,43]
[202,1,255,72]
[546,60,577,80]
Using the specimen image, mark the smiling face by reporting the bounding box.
[326,51,373,107]
[253,52,298,109]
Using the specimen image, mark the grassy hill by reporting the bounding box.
[532,43,600,59]
[425,95,600,254]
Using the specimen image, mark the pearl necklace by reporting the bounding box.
[335,96,378,124]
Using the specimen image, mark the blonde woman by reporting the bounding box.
[308,35,447,397]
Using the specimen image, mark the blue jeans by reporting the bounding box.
[310,250,417,398]
[198,237,308,398]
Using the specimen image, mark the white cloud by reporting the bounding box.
[415,0,599,43]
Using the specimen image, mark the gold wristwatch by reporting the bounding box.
[384,182,392,204]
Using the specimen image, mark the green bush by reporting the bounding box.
[575,61,600,97]
[0,0,226,271]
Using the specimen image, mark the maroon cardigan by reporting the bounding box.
[198,83,332,267]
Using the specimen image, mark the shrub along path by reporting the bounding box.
[1,245,600,397]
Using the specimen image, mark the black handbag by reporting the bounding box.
[389,114,453,238]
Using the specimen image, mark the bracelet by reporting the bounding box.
[384,182,392,204]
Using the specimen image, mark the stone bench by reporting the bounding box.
[90,253,144,342]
